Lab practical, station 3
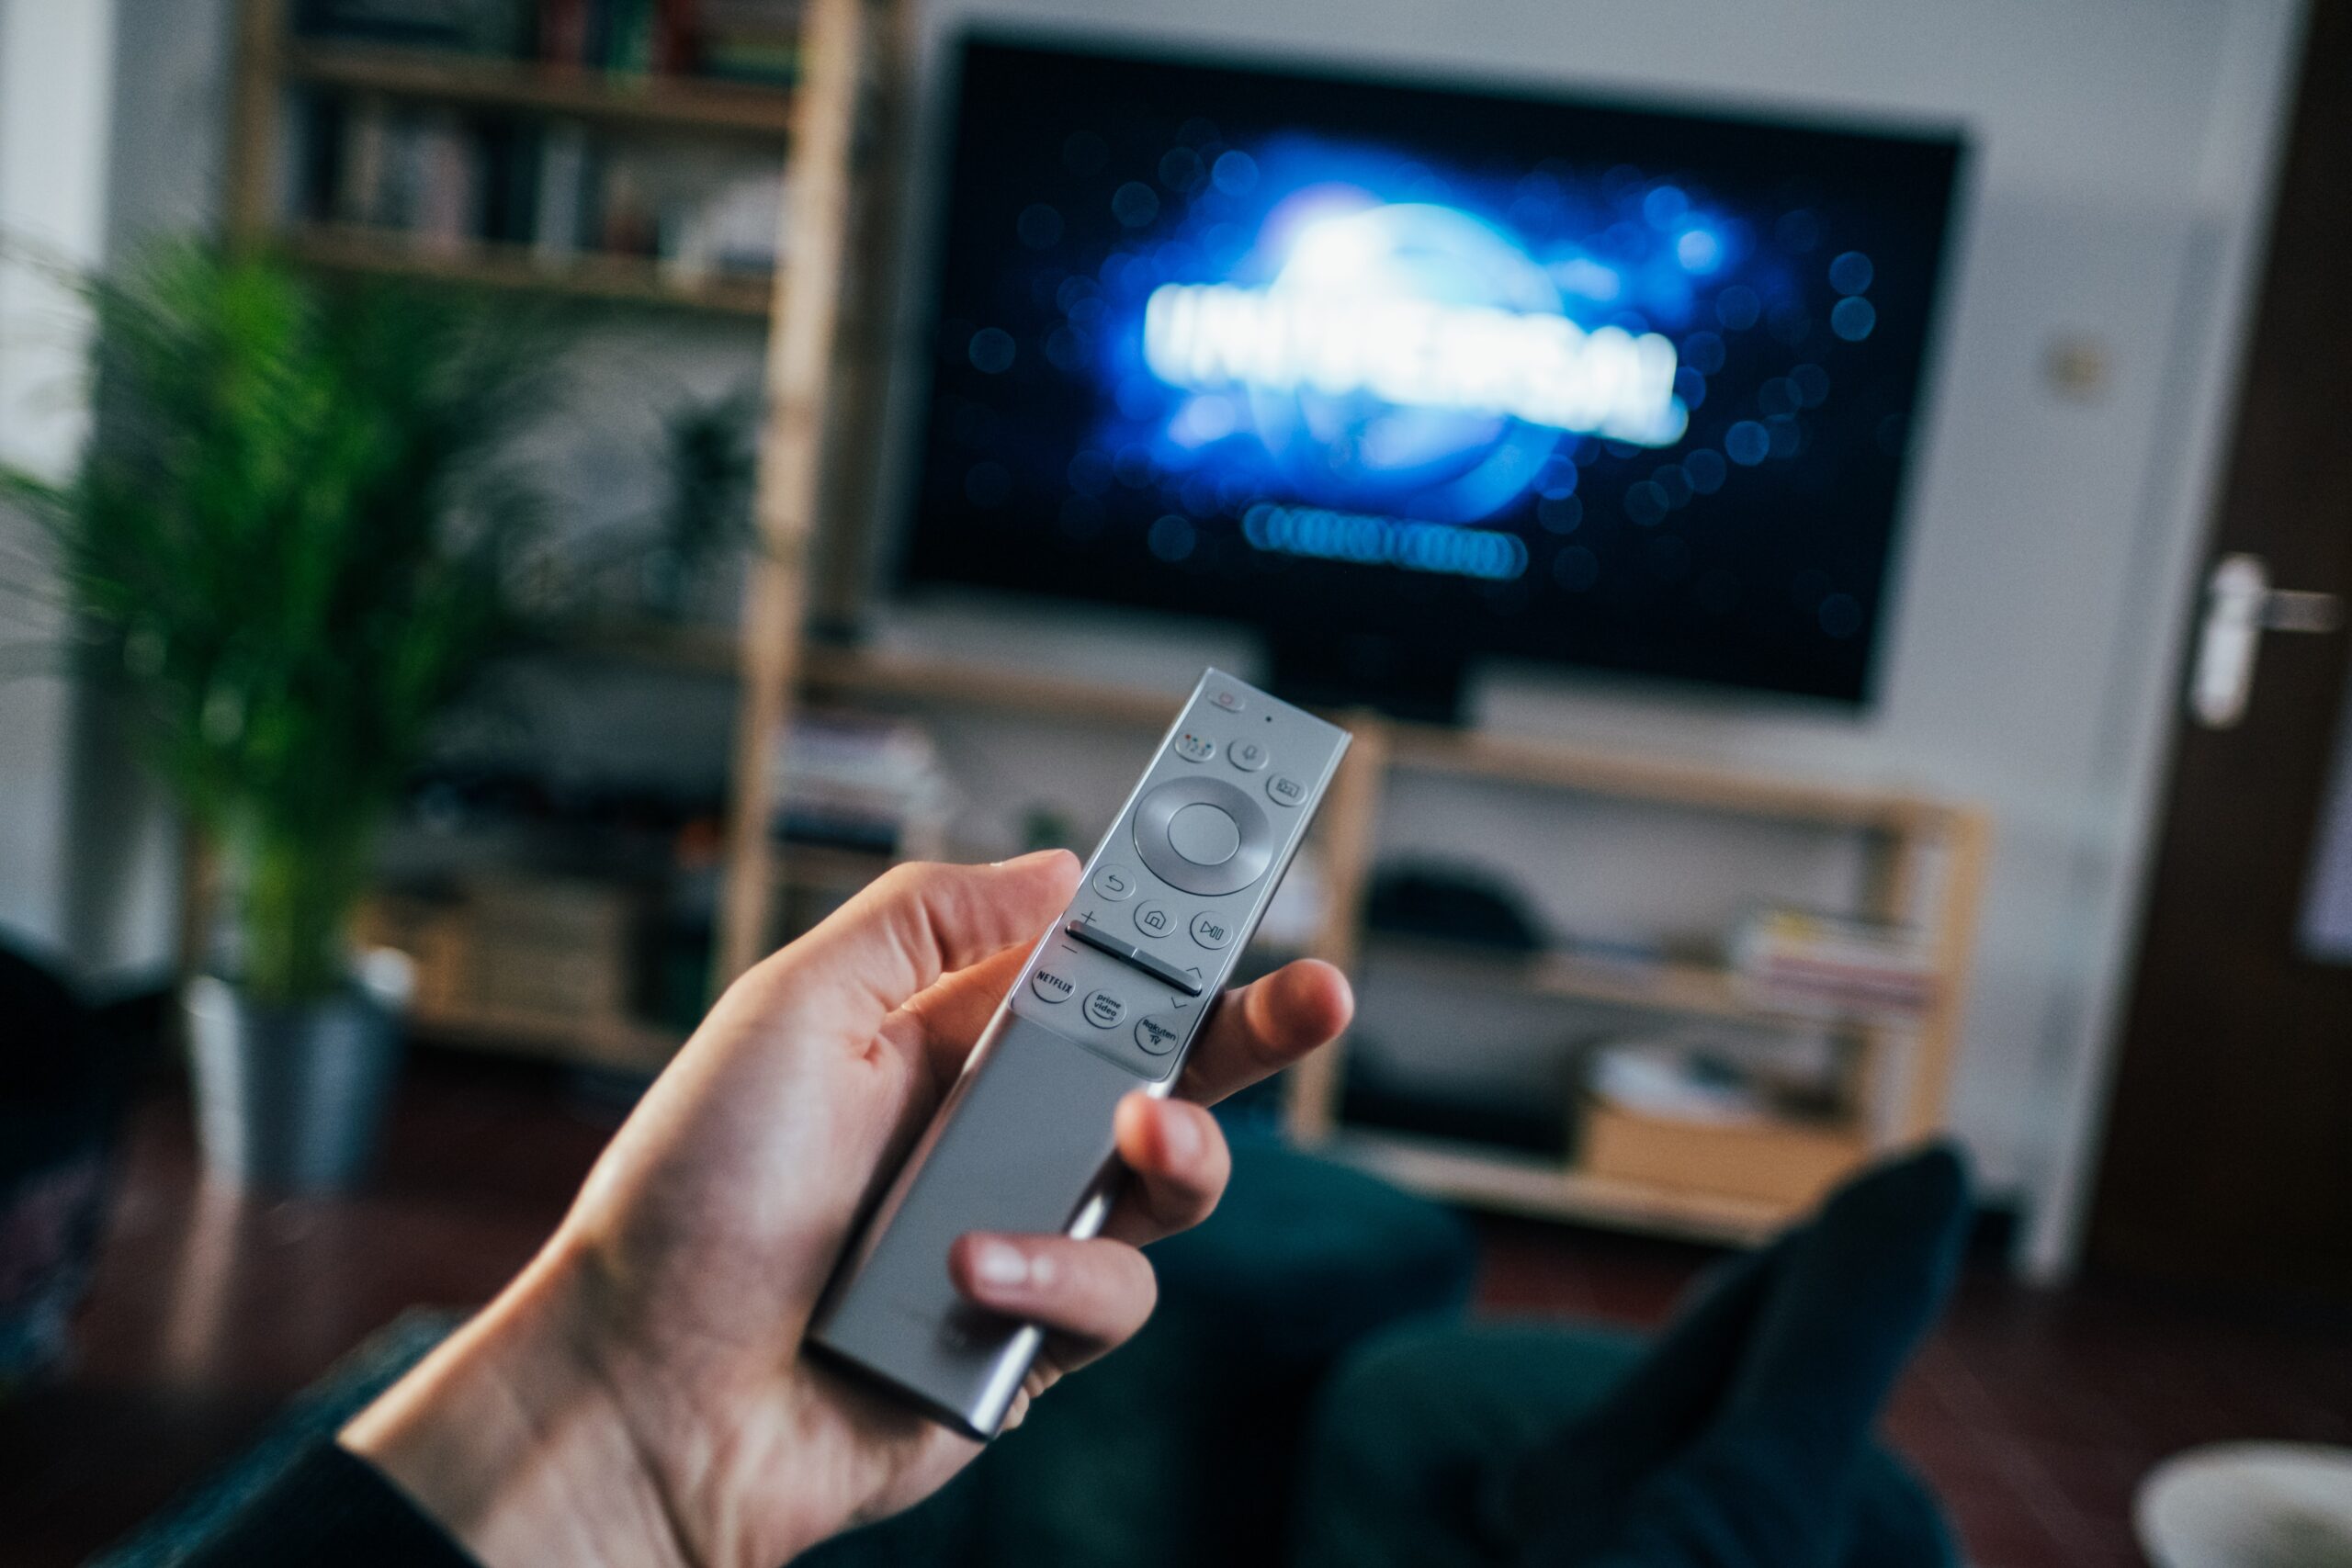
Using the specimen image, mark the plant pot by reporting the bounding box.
[184,965,405,1194]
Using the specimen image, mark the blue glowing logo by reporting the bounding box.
[1140,201,1685,524]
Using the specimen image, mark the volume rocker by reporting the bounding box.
[1064,919,1207,997]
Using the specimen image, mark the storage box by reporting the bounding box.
[1577,1099,1871,1211]
[359,874,637,1038]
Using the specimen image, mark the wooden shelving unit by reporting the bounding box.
[392,582,1994,1243]
[223,0,833,314]
[221,0,915,1069]
[707,646,1989,1246]
[409,997,682,1075]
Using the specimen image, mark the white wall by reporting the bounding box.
[865,0,2308,1274]
[0,0,118,964]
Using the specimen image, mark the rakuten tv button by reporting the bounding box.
[1029,969,1075,1004]
[1134,1015,1182,1055]
[1083,990,1127,1029]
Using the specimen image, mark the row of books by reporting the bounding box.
[289,94,786,276]
[299,0,805,84]
[1728,908,1937,1018]
[769,713,953,858]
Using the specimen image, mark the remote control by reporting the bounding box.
[807,669,1350,1438]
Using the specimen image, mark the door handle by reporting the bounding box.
[2189,552,2346,728]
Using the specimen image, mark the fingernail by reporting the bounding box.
[1159,1104,1202,1162]
[973,1240,1029,1288]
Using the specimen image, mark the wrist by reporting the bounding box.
[340,1244,692,1568]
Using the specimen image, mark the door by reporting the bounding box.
[2086,0,2352,1299]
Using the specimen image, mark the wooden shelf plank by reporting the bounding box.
[410,999,680,1074]
[1364,934,1912,1032]
[781,651,1956,832]
[799,646,1184,728]
[1385,721,1941,832]
[284,40,797,137]
[285,223,775,315]
[1320,1127,1797,1244]
[555,618,742,674]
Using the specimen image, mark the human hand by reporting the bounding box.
[342,851,1353,1568]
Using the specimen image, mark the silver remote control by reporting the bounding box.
[807,668,1350,1438]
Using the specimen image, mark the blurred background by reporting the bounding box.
[2,0,2348,1563]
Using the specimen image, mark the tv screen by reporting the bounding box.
[898,35,1964,709]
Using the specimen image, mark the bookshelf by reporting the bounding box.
[225,0,828,314]
[220,0,912,1072]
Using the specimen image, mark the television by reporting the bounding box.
[895,34,1965,718]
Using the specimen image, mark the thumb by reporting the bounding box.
[772,850,1080,1037]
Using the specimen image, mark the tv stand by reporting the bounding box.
[1267,630,1471,726]
[752,645,1991,1245]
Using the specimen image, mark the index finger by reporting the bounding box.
[1172,958,1353,1105]
[762,850,1080,1040]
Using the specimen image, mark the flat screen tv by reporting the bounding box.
[895,34,1965,717]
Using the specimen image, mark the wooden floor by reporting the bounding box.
[8,1052,2350,1568]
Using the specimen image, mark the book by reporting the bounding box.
[479,118,541,244]
[768,713,950,857]
[533,120,591,260]
[299,0,532,55]
[337,96,393,225]
[693,0,802,84]
[1729,908,1938,1018]
[412,111,480,253]
[654,0,700,73]
[289,92,347,223]
[538,0,588,64]
[605,0,658,72]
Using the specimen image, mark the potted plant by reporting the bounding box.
[6,243,548,1192]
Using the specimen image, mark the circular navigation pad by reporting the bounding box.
[1133,776,1275,897]
[1168,803,1241,866]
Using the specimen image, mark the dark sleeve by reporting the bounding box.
[177,1440,480,1568]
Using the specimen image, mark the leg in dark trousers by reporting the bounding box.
[1527,1145,1972,1568]
[1292,1145,1972,1568]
